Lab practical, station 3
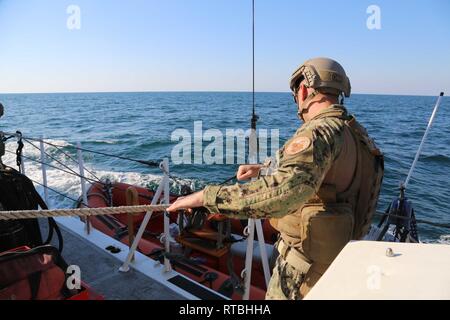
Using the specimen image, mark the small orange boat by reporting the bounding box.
[84,181,278,300]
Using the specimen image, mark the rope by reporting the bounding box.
[28,136,160,167]
[2,132,160,167]
[23,137,102,183]
[26,176,170,223]
[0,205,170,221]
[24,138,85,179]
[220,175,236,185]
[16,131,24,167]
[4,133,176,193]
[4,149,102,185]
[28,177,81,205]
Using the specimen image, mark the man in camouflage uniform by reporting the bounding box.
[167,57,384,299]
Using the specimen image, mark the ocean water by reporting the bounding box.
[0,92,449,243]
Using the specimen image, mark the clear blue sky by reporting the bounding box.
[1,0,449,95]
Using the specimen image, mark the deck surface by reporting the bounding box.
[306,240,450,300]
[39,219,183,300]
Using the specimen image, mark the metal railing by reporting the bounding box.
[1,133,271,299]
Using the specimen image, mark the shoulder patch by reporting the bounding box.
[285,136,311,156]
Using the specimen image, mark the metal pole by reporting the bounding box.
[255,219,271,287]
[19,152,26,175]
[242,0,272,299]
[39,136,49,205]
[243,121,258,300]
[77,142,90,234]
[404,92,444,189]
[242,218,255,300]
[162,158,172,273]
[119,174,167,272]
[15,132,26,175]
[404,92,444,188]
[252,0,255,119]
[125,187,139,262]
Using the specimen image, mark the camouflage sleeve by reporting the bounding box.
[202,118,345,219]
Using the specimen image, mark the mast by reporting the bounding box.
[250,0,258,132]
[242,0,271,300]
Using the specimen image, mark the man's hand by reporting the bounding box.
[166,190,204,213]
[236,164,263,181]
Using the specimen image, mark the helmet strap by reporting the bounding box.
[297,90,319,121]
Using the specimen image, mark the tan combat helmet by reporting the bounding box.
[289,57,351,99]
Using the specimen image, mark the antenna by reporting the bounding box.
[0,103,5,167]
[250,0,258,130]
[404,92,444,189]
[243,0,271,301]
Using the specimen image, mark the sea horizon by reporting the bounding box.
[0,90,446,98]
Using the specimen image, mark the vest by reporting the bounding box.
[272,111,384,267]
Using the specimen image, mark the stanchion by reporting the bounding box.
[39,136,49,205]
[119,160,170,273]
[77,142,90,234]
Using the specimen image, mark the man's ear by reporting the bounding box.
[300,83,308,103]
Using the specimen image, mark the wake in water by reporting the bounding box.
[438,235,450,244]
[3,139,200,209]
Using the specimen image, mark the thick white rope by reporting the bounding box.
[0,205,170,221]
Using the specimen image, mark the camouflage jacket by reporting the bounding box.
[203,104,352,219]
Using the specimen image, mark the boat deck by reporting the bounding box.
[306,240,450,300]
[39,219,183,300]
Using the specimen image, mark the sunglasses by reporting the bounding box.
[291,77,303,104]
